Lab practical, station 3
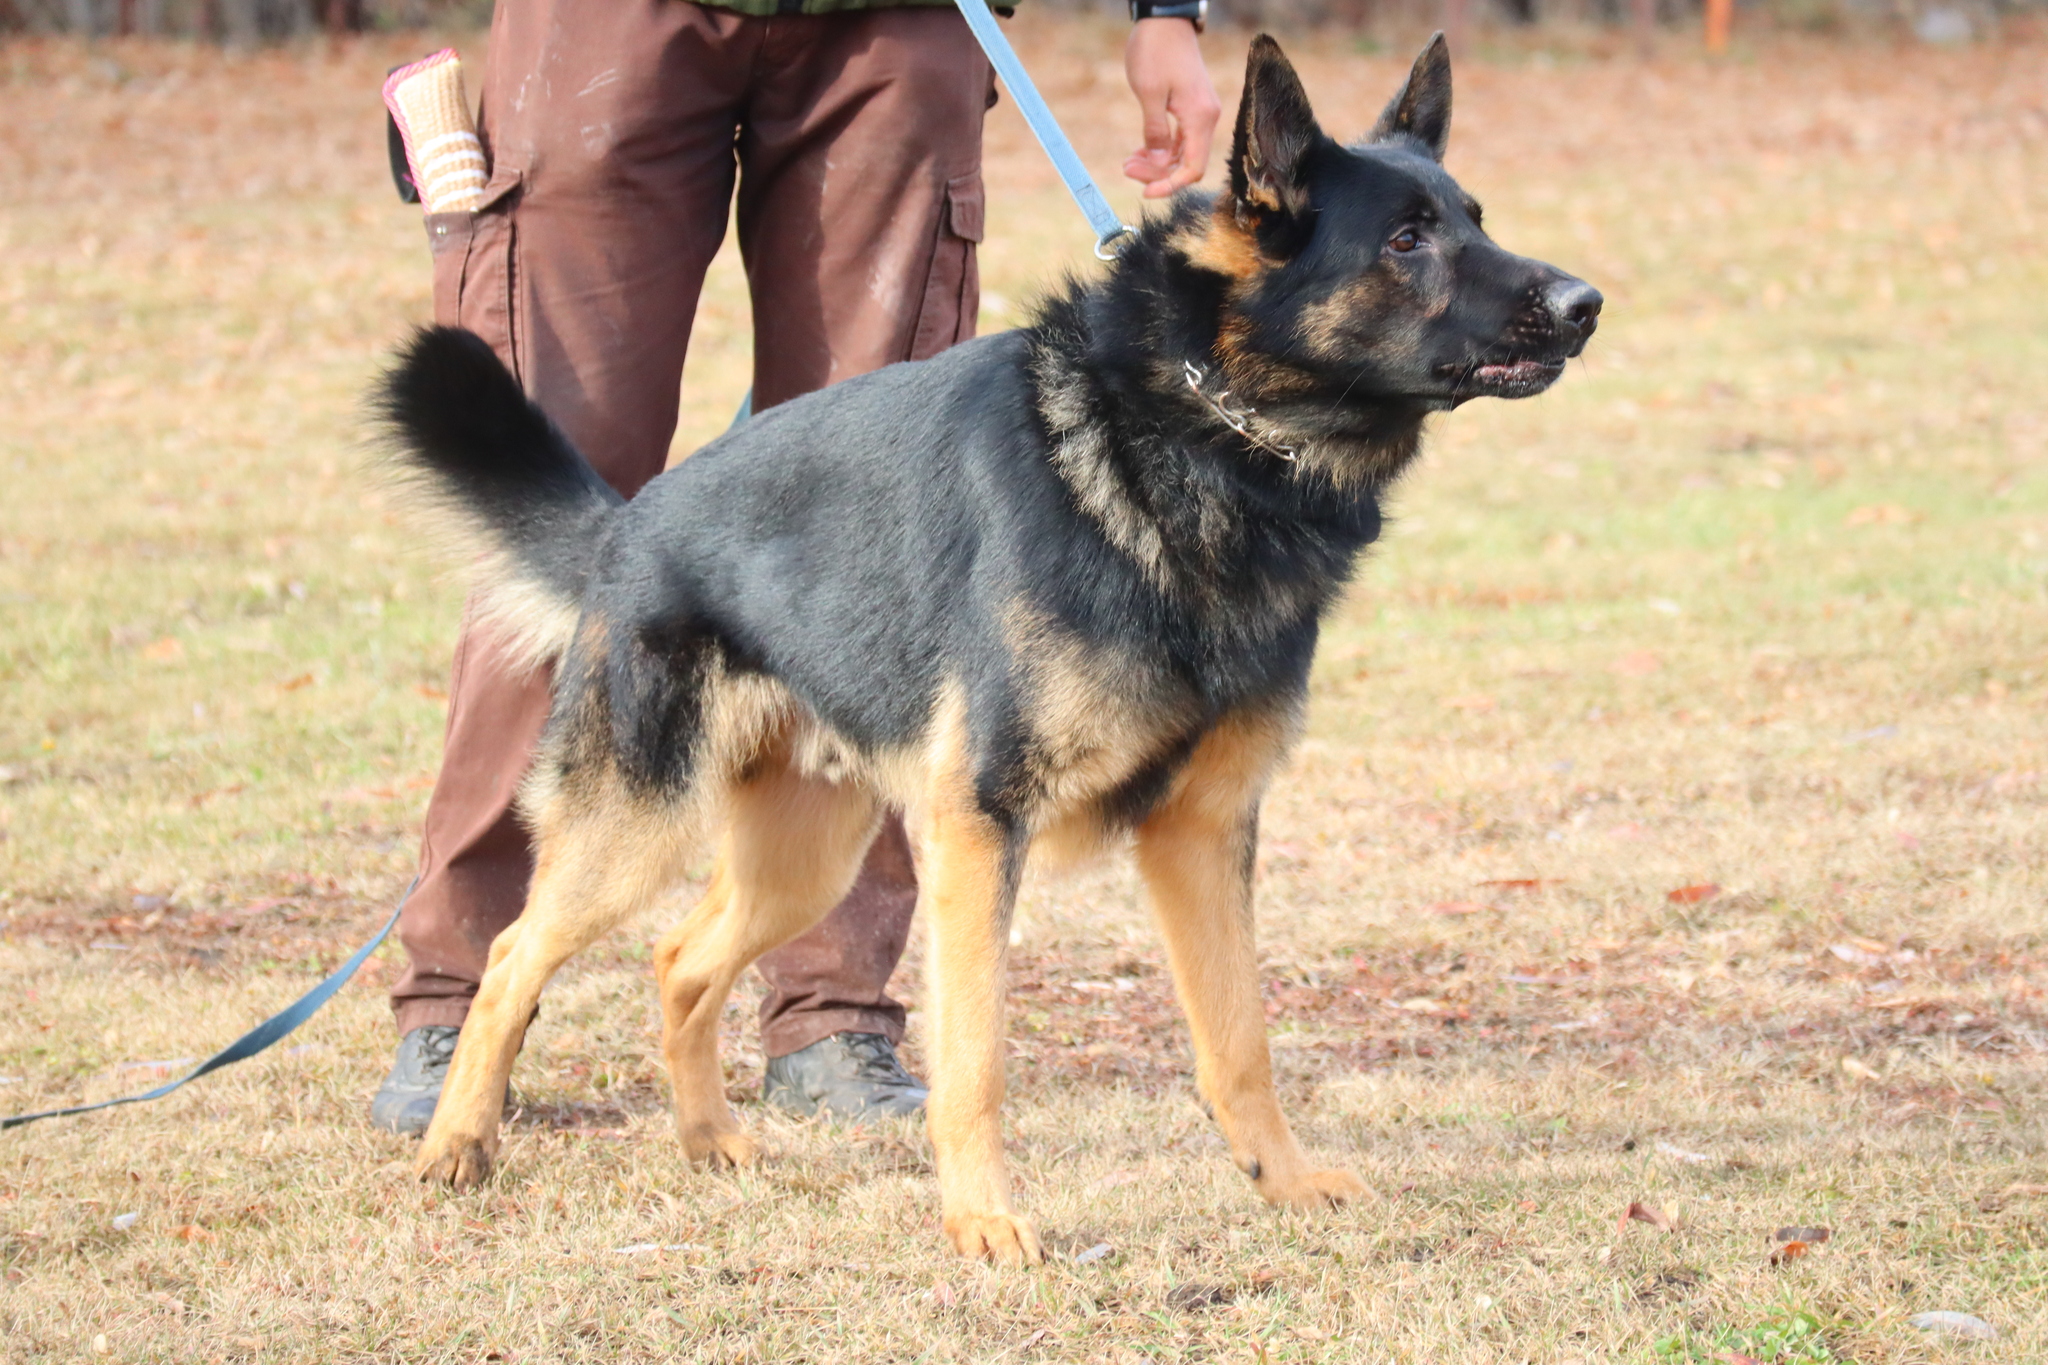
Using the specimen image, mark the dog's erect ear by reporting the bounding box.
[1228,35,1319,221]
[1368,33,1452,162]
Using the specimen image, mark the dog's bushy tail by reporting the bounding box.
[375,326,623,670]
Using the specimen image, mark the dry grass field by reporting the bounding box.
[3,16,2047,1363]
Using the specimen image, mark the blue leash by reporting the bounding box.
[1,882,412,1131]
[953,0,1136,259]
[6,4,1119,1133]
[723,0,1127,432]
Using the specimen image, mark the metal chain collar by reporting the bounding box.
[1182,360,1300,462]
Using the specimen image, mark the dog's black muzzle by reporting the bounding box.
[1544,277,1603,357]
[1433,271,1603,403]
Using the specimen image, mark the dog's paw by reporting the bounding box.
[680,1122,758,1170]
[1262,1166,1369,1210]
[415,1132,494,1190]
[944,1210,1043,1267]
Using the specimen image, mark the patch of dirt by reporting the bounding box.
[3,879,406,974]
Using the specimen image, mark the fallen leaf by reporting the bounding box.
[111,1212,139,1231]
[1908,1311,1996,1340]
[1845,503,1915,527]
[141,636,184,663]
[1516,1199,1538,1212]
[1716,1353,1765,1365]
[1620,1201,1676,1232]
[415,683,448,701]
[1428,900,1490,916]
[1288,1324,1326,1340]
[1018,1328,1050,1351]
[1609,820,1647,839]
[1393,997,1446,1014]
[1072,1242,1113,1266]
[930,1281,957,1307]
[1840,1057,1882,1081]
[172,1224,214,1243]
[1477,878,1557,890]
[277,672,314,691]
[1611,649,1662,677]
[1767,1240,1811,1265]
[1667,883,1722,905]
[1773,1226,1831,1245]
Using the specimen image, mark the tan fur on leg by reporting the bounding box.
[654,761,880,1168]
[416,786,692,1189]
[917,743,1041,1266]
[1136,713,1367,1211]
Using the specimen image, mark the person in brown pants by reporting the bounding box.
[373,0,1221,1134]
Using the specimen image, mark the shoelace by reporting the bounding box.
[842,1035,919,1087]
[414,1027,459,1071]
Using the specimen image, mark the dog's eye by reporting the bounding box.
[1389,228,1422,254]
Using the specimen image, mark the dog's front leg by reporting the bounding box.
[1135,728,1367,1212]
[918,797,1040,1266]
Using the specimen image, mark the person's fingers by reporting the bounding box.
[1123,148,1173,184]
[1171,87,1222,189]
[1137,88,1175,158]
[1123,19,1219,192]
[1136,91,1216,197]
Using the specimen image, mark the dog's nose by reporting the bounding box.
[1546,279,1603,339]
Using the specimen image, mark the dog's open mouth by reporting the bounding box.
[1444,355,1568,399]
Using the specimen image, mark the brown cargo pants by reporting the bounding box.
[390,0,993,1057]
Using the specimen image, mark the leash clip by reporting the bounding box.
[1094,223,1139,261]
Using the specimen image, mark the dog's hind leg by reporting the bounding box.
[1134,713,1367,1212]
[916,770,1039,1265]
[416,782,693,1190]
[652,761,880,1168]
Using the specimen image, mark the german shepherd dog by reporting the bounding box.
[382,34,1598,1264]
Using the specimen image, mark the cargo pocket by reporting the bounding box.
[424,166,524,375]
[910,171,985,359]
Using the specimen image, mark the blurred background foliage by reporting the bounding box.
[0,0,2027,50]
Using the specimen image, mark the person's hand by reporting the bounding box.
[1123,18,1222,199]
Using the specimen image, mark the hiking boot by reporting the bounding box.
[370,1024,460,1136]
[762,1032,927,1121]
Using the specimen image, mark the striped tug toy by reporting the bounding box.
[383,49,486,214]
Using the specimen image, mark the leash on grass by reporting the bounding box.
[6,7,1125,1133]
[0,879,415,1131]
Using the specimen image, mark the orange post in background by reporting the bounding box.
[1705,0,1733,53]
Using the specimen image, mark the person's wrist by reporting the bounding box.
[1128,0,1206,32]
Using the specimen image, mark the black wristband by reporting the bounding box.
[1129,0,1206,31]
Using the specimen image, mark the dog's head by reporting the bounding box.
[1184,35,1599,415]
